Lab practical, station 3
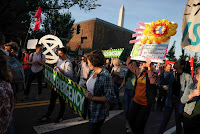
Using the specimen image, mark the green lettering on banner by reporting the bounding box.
[102,48,124,58]
[44,65,86,117]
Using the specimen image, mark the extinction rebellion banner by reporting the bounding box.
[44,65,86,118]
[102,48,124,58]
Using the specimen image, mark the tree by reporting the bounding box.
[0,0,101,39]
[179,47,188,60]
[166,41,177,61]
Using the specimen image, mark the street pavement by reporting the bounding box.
[14,78,176,134]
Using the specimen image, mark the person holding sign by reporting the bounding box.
[85,50,115,134]
[126,56,158,134]
[181,67,200,134]
[41,47,73,123]
[158,60,193,134]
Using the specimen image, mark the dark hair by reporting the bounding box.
[87,50,105,67]
[58,47,67,54]
[4,42,18,52]
[166,63,172,66]
[180,59,191,74]
[36,44,42,48]
[0,32,5,46]
[0,55,12,83]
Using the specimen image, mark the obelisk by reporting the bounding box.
[118,5,125,27]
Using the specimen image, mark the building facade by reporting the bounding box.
[67,18,134,51]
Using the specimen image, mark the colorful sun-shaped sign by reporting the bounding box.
[141,19,178,44]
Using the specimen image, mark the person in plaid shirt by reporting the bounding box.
[85,50,115,134]
[0,55,14,134]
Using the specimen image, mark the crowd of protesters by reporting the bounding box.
[1,31,200,134]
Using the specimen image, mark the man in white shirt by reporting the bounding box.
[41,47,73,123]
[79,56,90,88]
[22,44,46,100]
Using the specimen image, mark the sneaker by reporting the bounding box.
[40,115,51,121]
[21,95,29,101]
[54,117,63,123]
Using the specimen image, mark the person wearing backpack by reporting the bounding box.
[4,42,25,98]
[40,47,73,123]
[22,44,46,101]
[4,42,24,134]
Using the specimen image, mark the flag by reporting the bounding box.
[189,57,194,77]
[34,6,41,31]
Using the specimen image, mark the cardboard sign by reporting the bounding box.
[181,0,200,52]
[27,39,38,49]
[130,21,170,63]
[131,43,168,63]
[44,65,86,118]
[102,48,124,58]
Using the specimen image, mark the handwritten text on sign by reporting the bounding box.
[131,43,168,63]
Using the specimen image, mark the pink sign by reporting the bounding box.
[132,33,143,38]
[129,39,141,44]
[134,28,145,32]
[138,21,145,27]
[164,46,168,58]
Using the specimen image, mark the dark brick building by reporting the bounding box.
[67,18,134,52]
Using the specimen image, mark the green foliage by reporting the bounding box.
[179,47,188,60]
[166,41,177,61]
[1,0,100,44]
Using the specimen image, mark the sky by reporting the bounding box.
[66,0,196,58]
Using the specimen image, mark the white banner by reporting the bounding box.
[181,0,200,52]
[27,39,38,49]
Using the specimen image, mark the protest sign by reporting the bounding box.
[130,19,177,63]
[27,39,38,49]
[102,48,124,58]
[44,65,86,118]
[39,35,64,64]
[181,0,200,52]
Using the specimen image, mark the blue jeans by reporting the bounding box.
[124,88,133,119]
[114,84,120,104]
[158,96,183,134]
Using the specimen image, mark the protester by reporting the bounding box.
[84,50,115,134]
[126,56,158,134]
[119,68,137,133]
[22,49,31,83]
[181,67,200,134]
[22,44,46,101]
[72,57,78,76]
[111,58,124,109]
[78,56,90,88]
[105,59,112,73]
[0,55,14,134]
[0,32,9,56]
[158,59,193,134]
[41,47,73,123]
[157,63,172,112]
[5,42,25,99]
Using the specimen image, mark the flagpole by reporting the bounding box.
[23,18,35,49]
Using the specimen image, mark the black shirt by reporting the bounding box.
[172,73,181,97]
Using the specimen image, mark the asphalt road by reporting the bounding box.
[13,78,176,134]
